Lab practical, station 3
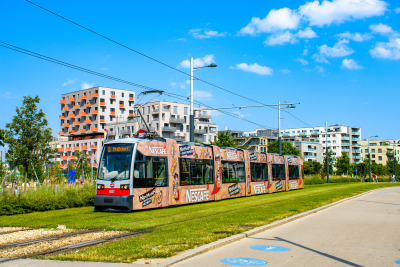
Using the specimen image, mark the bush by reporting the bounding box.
[0,183,95,216]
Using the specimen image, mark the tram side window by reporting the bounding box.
[288,165,299,179]
[179,158,214,186]
[272,164,285,181]
[133,151,168,188]
[222,161,245,183]
[250,163,268,182]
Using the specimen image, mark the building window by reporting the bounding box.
[129,93,133,98]
[102,90,105,95]
[184,107,188,115]
[173,106,178,114]
[111,91,115,96]
[379,156,382,160]
[121,93,124,97]
[147,115,149,123]
[142,107,145,114]
[371,149,375,153]
[378,149,382,153]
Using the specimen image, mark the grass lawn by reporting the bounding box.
[0,183,397,262]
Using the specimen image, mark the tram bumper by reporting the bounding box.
[94,195,133,211]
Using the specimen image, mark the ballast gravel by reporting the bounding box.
[0,230,129,258]
[0,228,76,246]
[0,227,29,234]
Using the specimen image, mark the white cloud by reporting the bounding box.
[295,58,309,65]
[302,48,308,55]
[232,63,273,75]
[62,78,76,86]
[0,92,20,99]
[170,80,187,89]
[281,69,291,74]
[179,54,215,68]
[81,82,94,90]
[369,23,394,35]
[370,37,400,60]
[239,7,300,35]
[210,110,222,117]
[296,27,318,39]
[180,84,186,89]
[313,39,354,63]
[194,90,213,100]
[299,0,387,27]
[341,58,364,70]
[396,8,400,13]
[100,68,109,70]
[190,29,227,39]
[316,65,325,73]
[185,80,190,84]
[264,31,297,45]
[336,31,372,42]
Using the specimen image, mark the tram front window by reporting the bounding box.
[98,144,134,180]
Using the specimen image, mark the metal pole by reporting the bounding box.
[190,57,194,142]
[394,143,397,180]
[326,121,329,183]
[278,101,281,155]
[354,153,357,179]
[81,155,84,181]
[91,156,93,183]
[368,134,371,182]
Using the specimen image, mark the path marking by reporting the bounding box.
[395,260,400,264]
[377,192,387,194]
[220,257,267,266]
[250,245,290,252]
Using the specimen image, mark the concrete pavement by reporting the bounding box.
[173,187,400,267]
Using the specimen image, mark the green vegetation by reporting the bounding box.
[0,183,397,263]
[267,140,301,156]
[210,130,239,147]
[0,183,95,215]
[304,175,395,184]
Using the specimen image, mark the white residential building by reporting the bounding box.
[280,125,362,163]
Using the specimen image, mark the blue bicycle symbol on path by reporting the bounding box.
[220,257,267,266]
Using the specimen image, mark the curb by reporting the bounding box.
[158,187,387,266]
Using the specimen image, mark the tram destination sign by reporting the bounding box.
[107,145,132,153]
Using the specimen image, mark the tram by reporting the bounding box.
[94,137,303,211]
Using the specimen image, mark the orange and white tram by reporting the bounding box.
[94,137,303,211]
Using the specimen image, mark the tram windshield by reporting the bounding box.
[98,144,134,180]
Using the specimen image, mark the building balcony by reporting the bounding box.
[61,156,68,160]
[92,93,98,98]
[80,95,87,100]
[120,129,131,135]
[100,102,105,106]
[81,146,88,150]
[129,113,133,117]
[80,129,86,133]
[63,107,70,111]
[73,147,80,151]
[108,131,116,136]
[354,155,361,159]
[80,112,87,116]
[74,105,80,109]
[59,100,65,104]
[91,110,98,114]
[352,137,361,141]
[352,143,361,147]
[162,108,170,112]
[163,126,177,132]
[195,129,207,134]
[169,118,185,124]
[84,120,91,124]
[90,145,97,149]
[58,131,65,136]
[73,121,80,125]
[196,113,211,119]
[304,154,315,158]
[152,108,159,113]
[170,136,186,141]
[129,97,134,101]
[110,111,115,116]
[342,148,350,152]
[69,156,76,160]
[66,147,72,151]
[70,97,76,102]
[58,148,64,152]
[195,121,216,125]
[341,136,350,140]
[119,104,124,108]
[69,130,75,134]
[110,95,116,99]
[299,132,308,136]
[91,127,98,132]
[386,152,394,156]
[59,115,65,120]
[308,147,315,151]
[283,133,291,137]
[85,103,92,107]
[62,123,69,127]
[69,114,76,118]
[100,119,105,123]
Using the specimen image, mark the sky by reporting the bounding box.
[1,0,400,155]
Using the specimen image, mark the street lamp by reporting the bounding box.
[190,57,217,142]
[368,134,378,182]
[278,102,295,155]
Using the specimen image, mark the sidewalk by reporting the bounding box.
[172,187,400,267]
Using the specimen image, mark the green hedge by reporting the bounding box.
[0,184,95,216]
[305,175,395,185]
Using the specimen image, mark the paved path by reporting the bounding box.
[173,187,400,267]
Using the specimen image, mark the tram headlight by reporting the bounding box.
[120,184,129,190]
[97,184,104,190]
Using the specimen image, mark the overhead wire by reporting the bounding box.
[0,41,272,129]
[25,0,311,128]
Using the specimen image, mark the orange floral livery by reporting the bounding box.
[94,138,303,212]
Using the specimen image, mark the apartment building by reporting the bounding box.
[288,140,322,163]
[280,125,362,163]
[227,129,277,153]
[104,101,218,144]
[58,87,134,168]
[48,136,68,166]
[360,140,400,164]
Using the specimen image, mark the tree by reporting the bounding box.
[386,160,400,175]
[335,152,350,175]
[267,140,301,156]
[5,96,56,183]
[322,150,335,175]
[303,161,322,175]
[0,129,6,147]
[210,131,239,148]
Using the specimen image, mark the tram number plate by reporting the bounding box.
[109,190,115,193]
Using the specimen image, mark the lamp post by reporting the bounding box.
[326,121,329,183]
[277,102,295,155]
[393,143,397,180]
[368,134,378,182]
[190,57,217,142]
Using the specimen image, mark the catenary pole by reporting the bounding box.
[190,57,194,142]
[368,134,371,182]
[326,121,329,183]
[278,101,281,155]
[394,143,397,180]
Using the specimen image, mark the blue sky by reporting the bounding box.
[1,0,400,151]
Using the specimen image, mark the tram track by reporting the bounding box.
[0,228,35,235]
